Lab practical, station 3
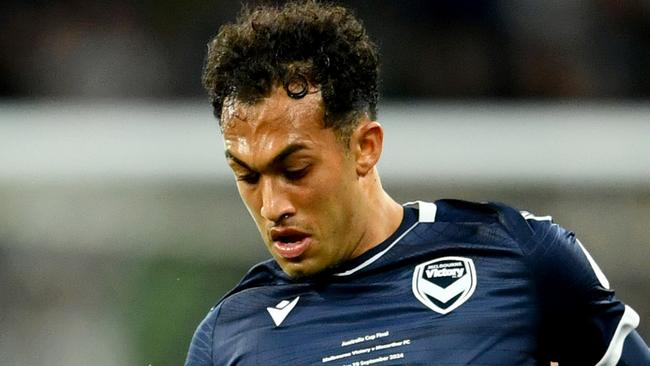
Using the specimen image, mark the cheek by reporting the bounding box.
[236,184,264,224]
[306,168,357,229]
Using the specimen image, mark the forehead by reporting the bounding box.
[222,87,327,155]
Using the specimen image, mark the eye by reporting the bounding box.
[283,166,310,181]
[237,172,260,185]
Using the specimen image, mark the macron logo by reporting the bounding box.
[266,296,300,327]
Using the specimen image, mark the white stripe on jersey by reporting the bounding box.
[334,202,437,277]
[520,211,610,289]
[416,201,437,222]
[333,221,419,277]
[521,210,638,364]
[595,305,640,366]
[403,201,438,222]
[520,210,553,222]
[575,239,610,290]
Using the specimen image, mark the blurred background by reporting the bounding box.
[1,1,649,365]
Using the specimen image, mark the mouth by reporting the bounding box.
[270,228,312,259]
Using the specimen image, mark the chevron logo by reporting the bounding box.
[412,257,477,315]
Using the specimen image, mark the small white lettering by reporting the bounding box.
[341,331,389,347]
[360,356,389,365]
[375,331,389,338]
[322,352,352,362]
[341,337,365,347]
[425,267,464,279]
[351,348,372,355]
[328,331,409,365]
[375,340,403,351]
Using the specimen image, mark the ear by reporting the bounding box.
[351,121,384,177]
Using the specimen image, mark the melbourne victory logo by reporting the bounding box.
[412,256,477,315]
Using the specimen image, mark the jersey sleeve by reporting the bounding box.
[492,203,648,365]
[184,305,219,366]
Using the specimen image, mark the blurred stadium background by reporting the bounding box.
[1,1,649,365]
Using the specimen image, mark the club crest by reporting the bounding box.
[412,256,477,315]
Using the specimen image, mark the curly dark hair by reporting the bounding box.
[202,0,380,138]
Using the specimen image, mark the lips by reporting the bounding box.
[270,228,312,259]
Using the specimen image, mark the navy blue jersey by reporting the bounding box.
[185,200,648,365]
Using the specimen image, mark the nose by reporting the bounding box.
[259,177,294,223]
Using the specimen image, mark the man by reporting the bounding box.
[186,1,649,365]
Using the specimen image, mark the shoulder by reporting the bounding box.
[212,258,290,312]
[430,198,534,230]
[435,199,611,299]
[412,198,500,224]
[414,199,588,272]
[195,258,287,331]
[185,259,288,365]
[429,199,548,244]
[185,303,220,366]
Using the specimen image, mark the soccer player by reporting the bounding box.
[185,1,649,365]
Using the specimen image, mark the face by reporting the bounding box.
[222,87,368,278]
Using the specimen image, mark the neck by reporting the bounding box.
[350,169,403,258]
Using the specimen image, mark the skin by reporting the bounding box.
[223,86,403,278]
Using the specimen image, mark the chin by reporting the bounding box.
[281,266,309,279]
[279,260,322,279]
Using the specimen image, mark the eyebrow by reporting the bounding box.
[225,143,308,172]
